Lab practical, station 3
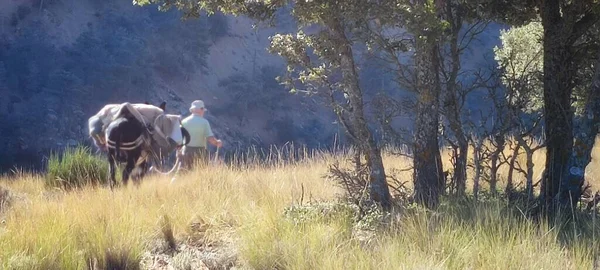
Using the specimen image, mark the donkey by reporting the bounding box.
[104,105,189,188]
[88,101,166,151]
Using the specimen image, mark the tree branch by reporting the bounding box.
[568,11,600,45]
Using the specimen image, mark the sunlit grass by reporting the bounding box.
[45,146,112,190]
[0,139,599,269]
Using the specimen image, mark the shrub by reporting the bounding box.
[45,146,111,190]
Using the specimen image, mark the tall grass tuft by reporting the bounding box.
[161,214,178,250]
[0,185,11,214]
[103,247,140,270]
[45,145,111,190]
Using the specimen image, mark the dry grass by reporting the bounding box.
[0,140,599,269]
[0,151,343,269]
[382,136,600,194]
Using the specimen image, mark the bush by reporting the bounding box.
[45,146,111,190]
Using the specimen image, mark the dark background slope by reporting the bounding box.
[0,0,503,171]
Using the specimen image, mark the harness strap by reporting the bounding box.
[106,134,145,151]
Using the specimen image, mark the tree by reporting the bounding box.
[438,1,489,196]
[409,0,446,207]
[270,1,393,209]
[539,1,595,208]
[360,0,491,203]
[345,0,449,207]
[475,0,600,211]
[558,47,600,208]
[491,12,600,209]
[493,21,545,198]
[493,21,543,113]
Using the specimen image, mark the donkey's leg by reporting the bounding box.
[122,157,135,186]
[137,160,149,181]
[108,152,117,189]
[131,159,146,187]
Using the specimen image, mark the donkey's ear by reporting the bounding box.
[159,101,166,111]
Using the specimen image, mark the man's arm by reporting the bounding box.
[208,136,222,148]
[205,121,221,148]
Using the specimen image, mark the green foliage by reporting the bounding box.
[133,0,282,21]
[283,201,356,226]
[45,146,111,190]
[494,20,600,115]
[283,200,391,232]
[268,33,332,95]
[493,21,544,112]
[494,22,543,79]
[464,0,539,26]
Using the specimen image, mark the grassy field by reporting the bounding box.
[1,141,600,269]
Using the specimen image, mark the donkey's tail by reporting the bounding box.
[115,133,122,160]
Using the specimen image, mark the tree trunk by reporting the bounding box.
[505,142,521,194]
[473,139,483,201]
[329,17,392,210]
[455,141,468,195]
[525,147,535,200]
[442,0,467,196]
[515,136,537,200]
[489,136,505,194]
[353,146,362,173]
[556,49,600,209]
[412,12,444,208]
[445,93,468,196]
[540,0,576,206]
[489,154,499,194]
[444,76,468,196]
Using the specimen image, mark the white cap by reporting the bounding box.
[189,100,206,111]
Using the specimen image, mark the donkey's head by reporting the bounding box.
[153,114,190,151]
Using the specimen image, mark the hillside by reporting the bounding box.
[0,0,503,171]
[0,0,341,171]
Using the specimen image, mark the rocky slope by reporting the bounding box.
[0,0,342,171]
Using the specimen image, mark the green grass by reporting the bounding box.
[45,145,115,190]
[239,198,600,270]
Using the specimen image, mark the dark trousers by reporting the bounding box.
[181,146,208,170]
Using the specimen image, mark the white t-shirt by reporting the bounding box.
[181,114,214,148]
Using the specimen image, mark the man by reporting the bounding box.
[180,100,223,169]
